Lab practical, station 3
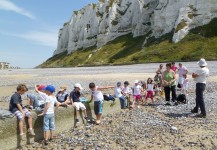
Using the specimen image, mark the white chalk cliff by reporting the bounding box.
[53,0,217,55]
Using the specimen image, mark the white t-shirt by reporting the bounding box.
[115,87,122,98]
[38,91,48,105]
[178,66,188,76]
[45,96,57,115]
[147,84,154,91]
[91,86,104,101]
[194,67,209,84]
[122,87,132,94]
[182,78,189,90]
[133,85,142,95]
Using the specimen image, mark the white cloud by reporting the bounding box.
[0,0,36,20]
[0,30,58,47]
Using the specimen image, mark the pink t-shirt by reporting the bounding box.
[171,66,178,72]
[178,66,187,76]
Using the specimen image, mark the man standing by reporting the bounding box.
[191,58,209,118]
[178,63,188,88]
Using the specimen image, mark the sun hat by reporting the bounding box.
[197,58,207,66]
[44,85,55,93]
[134,80,139,84]
[59,86,67,91]
[38,85,46,91]
[74,83,83,90]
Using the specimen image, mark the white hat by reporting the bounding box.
[197,58,207,66]
[134,80,139,84]
[74,83,83,90]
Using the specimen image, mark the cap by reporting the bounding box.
[134,80,139,84]
[117,82,121,86]
[74,83,83,90]
[44,85,55,93]
[197,58,207,66]
[59,86,67,91]
[38,85,46,91]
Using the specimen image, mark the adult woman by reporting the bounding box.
[162,63,177,105]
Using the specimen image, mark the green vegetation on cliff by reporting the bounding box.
[38,18,217,68]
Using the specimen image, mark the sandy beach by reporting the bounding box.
[1,61,217,149]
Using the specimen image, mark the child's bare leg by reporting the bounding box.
[96,114,102,123]
[83,110,87,117]
[75,110,79,119]
[28,116,33,129]
[50,130,54,139]
[44,131,49,141]
[19,120,24,135]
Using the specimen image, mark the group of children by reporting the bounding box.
[9,63,190,145]
[9,82,112,145]
[114,78,163,110]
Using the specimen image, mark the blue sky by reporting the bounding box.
[0,0,98,68]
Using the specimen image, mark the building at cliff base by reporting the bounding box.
[0,62,10,70]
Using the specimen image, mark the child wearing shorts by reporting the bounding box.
[89,83,113,125]
[70,83,90,123]
[38,85,60,145]
[9,84,35,140]
[146,78,155,103]
[132,80,143,108]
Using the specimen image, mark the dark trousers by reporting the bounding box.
[164,85,177,102]
[195,83,206,115]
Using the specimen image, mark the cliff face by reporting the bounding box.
[53,0,217,56]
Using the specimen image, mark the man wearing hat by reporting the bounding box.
[191,58,209,118]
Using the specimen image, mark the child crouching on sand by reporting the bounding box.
[89,83,113,125]
[38,85,60,145]
[70,83,90,124]
[9,84,35,140]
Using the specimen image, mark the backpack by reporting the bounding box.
[177,83,182,89]
[176,94,187,104]
[103,94,115,101]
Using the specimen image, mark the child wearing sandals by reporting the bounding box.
[146,78,155,103]
[132,80,143,108]
[9,84,35,141]
[38,85,60,145]
[70,83,90,124]
[89,83,114,125]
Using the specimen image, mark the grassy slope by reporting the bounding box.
[38,18,217,68]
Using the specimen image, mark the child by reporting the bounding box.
[89,83,113,125]
[114,82,127,109]
[70,83,89,123]
[146,78,155,103]
[9,84,35,140]
[140,80,147,104]
[27,85,47,112]
[56,86,68,107]
[122,81,132,107]
[182,74,189,95]
[132,80,143,108]
[38,85,60,145]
